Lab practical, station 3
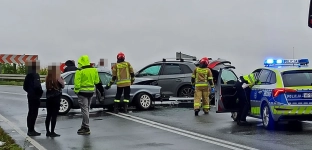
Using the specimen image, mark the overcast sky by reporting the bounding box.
[1,0,312,74]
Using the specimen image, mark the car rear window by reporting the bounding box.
[282,70,312,87]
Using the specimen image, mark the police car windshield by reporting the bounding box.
[282,70,312,87]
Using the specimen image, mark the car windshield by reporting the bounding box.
[282,70,312,87]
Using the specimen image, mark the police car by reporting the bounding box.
[216,58,312,129]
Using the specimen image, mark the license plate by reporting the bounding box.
[303,93,312,98]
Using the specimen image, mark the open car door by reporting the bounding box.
[215,68,239,113]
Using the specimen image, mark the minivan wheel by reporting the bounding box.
[178,85,194,97]
[136,93,152,110]
[58,96,72,115]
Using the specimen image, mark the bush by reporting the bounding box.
[0,63,47,85]
[0,63,47,75]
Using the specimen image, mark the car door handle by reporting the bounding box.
[258,91,262,94]
[175,79,182,82]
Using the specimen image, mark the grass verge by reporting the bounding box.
[0,126,22,150]
[0,81,23,86]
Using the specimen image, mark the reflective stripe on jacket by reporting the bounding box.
[112,61,134,87]
[74,55,100,93]
[191,67,213,87]
[242,73,257,88]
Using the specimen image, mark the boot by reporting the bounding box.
[203,108,209,114]
[124,103,128,113]
[194,109,200,116]
[114,103,119,114]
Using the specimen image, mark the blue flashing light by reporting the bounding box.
[276,59,282,64]
[266,59,274,64]
[264,58,309,67]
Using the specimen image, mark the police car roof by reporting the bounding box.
[262,66,312,72]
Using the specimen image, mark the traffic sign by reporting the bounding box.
[0,54,38,64]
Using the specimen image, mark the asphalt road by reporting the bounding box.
[0,85,312,150]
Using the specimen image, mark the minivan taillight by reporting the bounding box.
[272,88,297,97]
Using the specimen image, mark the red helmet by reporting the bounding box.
[199,57,209,65]
[117,52,125,60]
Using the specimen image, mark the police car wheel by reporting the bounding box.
[58,96,72,115]
[136,93,152,110]
[262,103,276,129]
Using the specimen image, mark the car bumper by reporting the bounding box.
[153,93,163,101]
[271,105,312,121]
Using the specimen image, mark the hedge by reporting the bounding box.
[0,63,47,75]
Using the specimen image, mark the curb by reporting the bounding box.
[0,114,46,150]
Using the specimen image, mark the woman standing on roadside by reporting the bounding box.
[45,65,64,137]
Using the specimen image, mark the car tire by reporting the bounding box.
[136,93,152,110]
[261,103,276,130]
[58,96,72,115]
[231,112,238,121]
[178,85,194,97]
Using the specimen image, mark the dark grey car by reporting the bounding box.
[40,68,162,115]
[135,59,197,99]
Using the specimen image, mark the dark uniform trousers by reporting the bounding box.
[115,86,131,103]
[235,81,251,122]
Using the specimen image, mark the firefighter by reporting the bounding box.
[191,57,214,116]
[105,52,135,114]
[235,73,259,125]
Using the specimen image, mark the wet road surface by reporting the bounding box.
[1,85,312,150]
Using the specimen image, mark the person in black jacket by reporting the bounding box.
[64,60,78,73]
[23,61,43,136]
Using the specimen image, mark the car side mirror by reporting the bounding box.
[309,0,312,28]
[64,81,67,85]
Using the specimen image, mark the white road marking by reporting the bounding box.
[107,112,258,150]
[0,113,47,150]
[0,91,26,95]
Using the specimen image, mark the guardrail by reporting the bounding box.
[0,74,46,80]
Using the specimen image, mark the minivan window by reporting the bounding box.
[180,64,193,74]
[282,70,312,87]
[139,64,161,76]
[162,64,182,75]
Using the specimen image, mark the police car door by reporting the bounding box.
[216,68,239,113]
[250,69,275,116]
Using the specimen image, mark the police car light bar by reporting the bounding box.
[264,58,309,66]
